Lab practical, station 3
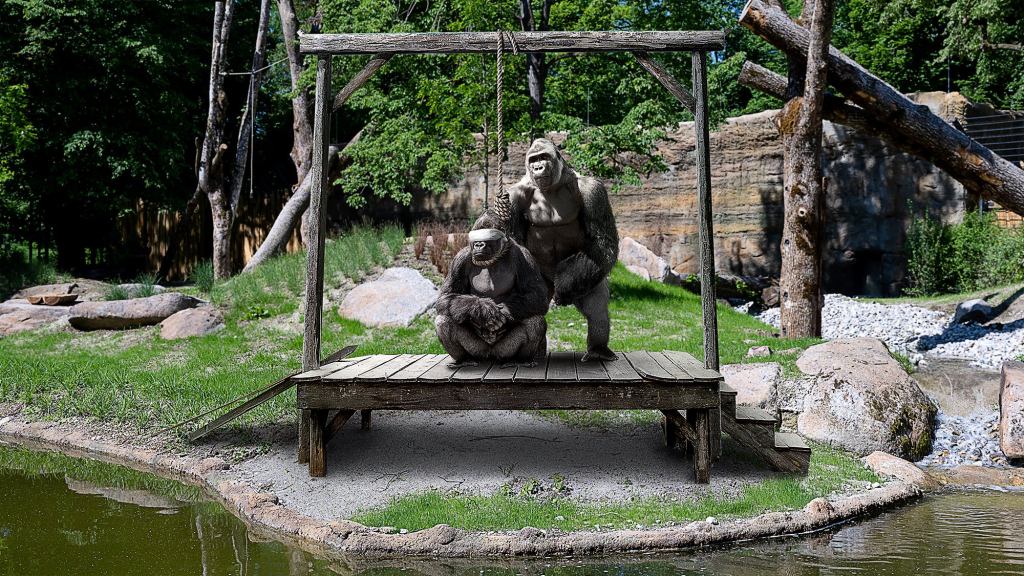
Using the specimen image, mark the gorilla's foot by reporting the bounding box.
[446,360,479,369]
[500,360,538,369]
[581,345,616,363]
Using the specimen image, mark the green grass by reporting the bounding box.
[353,442,879,532]
[0,224,815,436]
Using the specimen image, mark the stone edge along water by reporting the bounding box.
[0,415,923,559]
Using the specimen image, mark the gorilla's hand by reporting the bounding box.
[469,298,506,332]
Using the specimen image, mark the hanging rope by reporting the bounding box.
[492,30,518,229]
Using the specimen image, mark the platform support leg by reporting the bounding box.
[360,409,372,430]
[663,413,677,448]
[693,408,711,484]
[711,406,722,461]
[309,409,328,477]
[298,409,310,463]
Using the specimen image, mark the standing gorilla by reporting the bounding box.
[435,211,549,367]
[506,138,619,362]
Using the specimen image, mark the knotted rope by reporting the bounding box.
[491,30,518,231]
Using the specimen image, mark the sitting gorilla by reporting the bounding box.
[506,138,619,362]
[434,213,548,367]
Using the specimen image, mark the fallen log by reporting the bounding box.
[740,0,1024,216]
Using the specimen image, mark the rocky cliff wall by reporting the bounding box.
[410,93,969,296]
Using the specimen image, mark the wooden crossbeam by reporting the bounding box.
[300,31,726,55]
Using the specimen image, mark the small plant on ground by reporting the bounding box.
[190,260,215,294]
[133,271,160,298]
[103,284,129,301]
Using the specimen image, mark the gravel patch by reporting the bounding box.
[755,294,1024,370]
[917,411,1009,469]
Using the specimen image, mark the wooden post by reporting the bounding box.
[692,50,721,460]
[693,408,711,484]
[309,409,328,477]
[299,54,332,463]
[360,409,372,430]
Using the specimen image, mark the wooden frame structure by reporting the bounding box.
[296,30,726,480]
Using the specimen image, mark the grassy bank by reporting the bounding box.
[353,442,878,532]
[0,224,817,432]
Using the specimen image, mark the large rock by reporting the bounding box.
[954,298,993,324]
[720,362,780,409]
[0,299,73,336]
[796,338,937,460]
[338,267,438,328]
[999,360,1024,460]
[618,237,670,282]
[863,451,939,490]
[14,280,111,302]
[160,307,225,340]
[68,292,201,331]
[117,283,167,298]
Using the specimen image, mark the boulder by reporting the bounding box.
[863,451,940,490]
[160,307,225,340]
[796,338,937,460]
[720,362,780,409]
[68,292,201,331]
[624,265,651,281]
[954,298,993,324]
[618,238,670,282]
[999,360,1024,460]
[14,279,111,302]
[746,345,771,358]
[338,267,438,328]
[0,299,73,336]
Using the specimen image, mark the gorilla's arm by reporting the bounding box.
[435,248,490,324]
[498,243,550,320]
[505,181,532,247]
[553,177,619,302]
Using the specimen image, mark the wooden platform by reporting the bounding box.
[294,350,723,482]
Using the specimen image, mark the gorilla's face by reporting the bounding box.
[472,238,505,265]
[528,150,562,192]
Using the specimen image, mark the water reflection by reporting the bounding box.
[2,444,1023,576]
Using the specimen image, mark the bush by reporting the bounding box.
[905,209,1024,296]
[190,261,215,294]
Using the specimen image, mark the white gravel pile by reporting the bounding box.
[756,294,1023,370]
[918,411,1007,468]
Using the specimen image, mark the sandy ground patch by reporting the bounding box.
[229,410,776,521]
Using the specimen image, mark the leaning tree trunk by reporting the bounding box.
[777,0,834,338]
[519,0,552,123]
[740,0,1024,217]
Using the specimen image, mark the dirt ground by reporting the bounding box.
[228,410,780,522]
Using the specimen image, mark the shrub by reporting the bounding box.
[133,271,160,298]
[103,284,129,301]
[905,209,1024,296]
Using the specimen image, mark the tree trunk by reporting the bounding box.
[519,0,551,123]
[740,0,1024,217]
[777,0,834,338]
[229,0,273,210]
[278,0,314,194]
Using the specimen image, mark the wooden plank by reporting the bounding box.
[513,353,549,381]
[420,355,461,381]
[633,52,696,113]
[292,359,358,382]
[545,352,577,381]
[301,31,727,55]
[309,409,328,477]
[299,380,720,411]
[775,431,811,452]
[451,360,495,381]
[661,350,721,382]
[691,49,719,372]
[324,409,355,443]
[355,354,422,382]
[389,354,447,382]
[323,354,394,381]
[735,405,777,424]
[574,352,609,381]
[648,351,696,380]
[624,351,675,381]
[602,352,643,382]
[483,362,518,382]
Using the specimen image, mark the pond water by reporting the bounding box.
[2,443,1023,575]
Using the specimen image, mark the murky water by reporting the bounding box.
[2,443,1023,575]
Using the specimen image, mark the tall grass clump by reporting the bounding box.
[0,246,63,300]
[190,260,215,294]
[133,271,160,298]
[905,210,1024,296]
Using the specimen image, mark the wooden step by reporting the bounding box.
[773,432,811,474]
[734,405,776,424]
[719,382,737,414]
